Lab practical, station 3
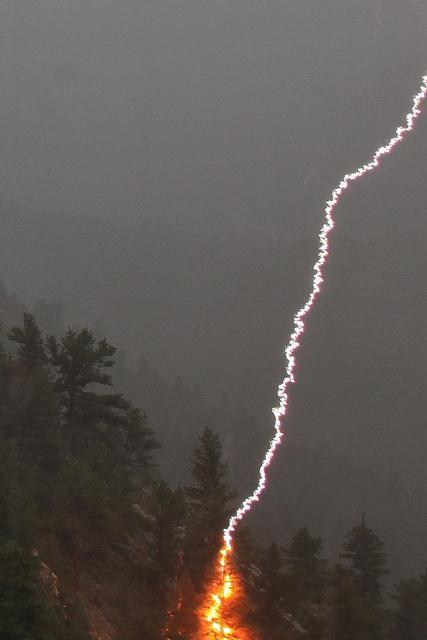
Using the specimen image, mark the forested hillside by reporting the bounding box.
[1,310,426,639]
[1,280,425,580]
[0,2,426,637]
[1,211,425,501]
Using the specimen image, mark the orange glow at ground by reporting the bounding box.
[198,545,254,640]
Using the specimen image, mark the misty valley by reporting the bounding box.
[1,1,427,638]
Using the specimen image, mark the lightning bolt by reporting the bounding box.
[224,71,427,550]
[201,71,427,640]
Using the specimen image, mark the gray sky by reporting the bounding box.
[1,1,426,234]
[0,1,426,574]
[0,0,425,410]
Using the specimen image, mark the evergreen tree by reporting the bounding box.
[0,324,6,360]
[234,524,262,583]
[47,328,158,494]
[341,518,388,604]
[0,324,14,438]
[141,482,186,636]
[165,573,198,640]
[8,315,61,528]
[147,482,186,583]
[125,407,159,489]
[45,328,159,587]
[8,313,47,370]
[284,526,326,605]
[328,564,368,640]
[0,327,14,541]
[281,528,327,639]
[329,519,388,640]
[184,427,236,590]
[254,543,285,635]
[0,313,161,639]
[47,328,128,432]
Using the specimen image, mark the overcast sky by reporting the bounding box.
[0,2,426,574]
[1,0,426,235]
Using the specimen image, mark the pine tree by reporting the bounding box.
[45,327,159,584]
[184,426,236,590]
[142,482,186,635]
[328,564,368,640]
[329,519,388,640]
[124,407,159,489]
[281,527,327,639]
[341,518,388,604]
[0,324,14,437]
[47,328,129,433]
[0,324,6,360]
[254,543,285,635]
[46,327,159,493]
[147,482,186,582]
[234,524,262,583]
[8,315,62,528]
[8,313,47,370]
[0,327,13,520]
[284,526,326,605]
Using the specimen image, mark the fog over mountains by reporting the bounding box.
[1,208,425,577]
[0,0,426,579]
[1,1,426,234]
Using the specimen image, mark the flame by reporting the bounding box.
[203,547,233,638]
[200,544,252,640]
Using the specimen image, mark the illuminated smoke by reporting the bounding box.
[224,71,427,550]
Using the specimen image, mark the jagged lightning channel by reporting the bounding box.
[223,71,427,551]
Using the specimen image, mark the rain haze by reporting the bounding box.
[0,2,426,637]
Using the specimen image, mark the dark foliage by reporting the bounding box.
[392,570,427,640]
[184,427,236,591]
[0,312,425,639]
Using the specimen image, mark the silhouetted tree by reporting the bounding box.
[284,526,326,605]
[47,328,128,432]
[328,564,368,640]
[140,482,186,636]
[282,527,328,639]
[329,519,388,640]
[9,313,47,370]
[341,518,388,604]
[184,427,236,590]
[254,543,285,634]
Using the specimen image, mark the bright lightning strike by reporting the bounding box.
[224,71,427,548]
[202,71,427,640]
